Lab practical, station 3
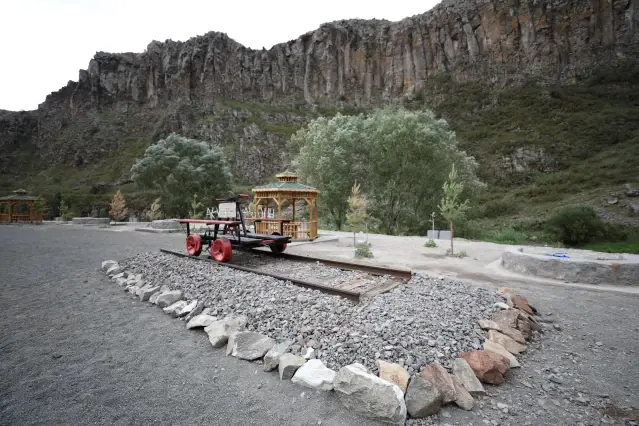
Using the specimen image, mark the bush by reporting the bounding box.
[354,242,374,258]
[545,205,605,246]
[488,227,529,244]
[424,239,437,248]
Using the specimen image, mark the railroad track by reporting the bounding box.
[159,248,412,302]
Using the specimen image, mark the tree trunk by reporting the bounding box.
[450,221,454,255]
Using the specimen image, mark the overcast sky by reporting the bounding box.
[0,0,440,111]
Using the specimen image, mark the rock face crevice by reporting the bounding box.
[1,0,637,182]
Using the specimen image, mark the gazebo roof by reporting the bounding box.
[252,171,318,193]
[0,189,39,201]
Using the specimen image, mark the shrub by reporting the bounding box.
[545,205,605,246]
[488,227,529,244]
[354,242,374,258]
[424,239,437,248]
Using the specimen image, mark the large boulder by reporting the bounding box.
[459,350,510,385]
[228,332,275,361]
[334,363,406,426]
[420,363,456,404]
[491,309,519,329]
[404,375,442,418]
[263,340,292,372]
[175,299,198,318]
[488,330,526,354]
[204,315,248,348]
[452,358,485,396]
[155,290,183,308]
[184,301,205,322]
[377,360,410,394]
[138,285,161,302]
[291,359,336,391]
[279,353,306,380]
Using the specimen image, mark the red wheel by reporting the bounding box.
[269,232,287,254]
[186,234,202,256]
[211,238,233,262]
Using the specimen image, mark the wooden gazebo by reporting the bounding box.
[0,189,43,223]
[250,171,319,241]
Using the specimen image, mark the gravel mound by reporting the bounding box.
[120,252,501,373]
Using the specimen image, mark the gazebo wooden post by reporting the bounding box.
[292,198,296,222]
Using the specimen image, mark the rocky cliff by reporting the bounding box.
[1,0,638,185]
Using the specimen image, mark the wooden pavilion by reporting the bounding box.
[0,189,43,223]
[250,171,319,241]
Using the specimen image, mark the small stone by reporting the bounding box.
[204,315,248,348]
[511,295,536,315]
[377,360,410,394]
[138,285,160,302]
[102,260,117,271]
[488,330,526,354]
[478,319,502,332]
[175,299,198,318]
[491,310,519,329]
[420,363,456,404]
[279,353,306,380]
[291,359,336,391]
[106,264,121,275]
[549,375,563,384]
[163,300,187,317]
[183,301,206,322]
[405,375,442,418]
[459,351,510,385]
[450,374,474,410]
[155,290,183,307]
[595,341,603,346]
[334,363,406,425]
[263,340,292,372]
[483,340,520,368]
[452,358,485,396]
[186,314,216,329]
[496,402,508,410]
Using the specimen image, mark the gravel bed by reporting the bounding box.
[229,250,396,293]
[120,252,502,373]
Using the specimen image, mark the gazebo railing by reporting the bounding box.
[254,220,318,241]
[283,221,318,241]
[0,214,9,222]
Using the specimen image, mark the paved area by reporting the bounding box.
[0,225,381,426]
[2,223,638,425]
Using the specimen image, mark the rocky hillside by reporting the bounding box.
[1,0,638,208]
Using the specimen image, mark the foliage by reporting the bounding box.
[424,239,437,248]
[583,232,639,254]
[130,133,233,217]
[109,189,128,221]
[438,164,471,255]
[149,197,164,220]
[446,248,468,258]
[59,199,70,218]
[545,205,605,246]
[487,227,529,244]
[188,194,205,219]
[354,242,374,259]
[292,107,482,234]
[34,196,46,216]
[346,182,369,246]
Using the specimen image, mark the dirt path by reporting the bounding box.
[0,225,380,426]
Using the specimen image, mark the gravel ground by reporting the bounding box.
[120,251,502,373]
[228,250,397,293]
[0,225,384,426]
[3,224,638,426]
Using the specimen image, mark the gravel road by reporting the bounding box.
[2,224,638,426]
[0,225,382,426]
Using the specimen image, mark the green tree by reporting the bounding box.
[149,197,164,220]
[109,189,128,221]
[292,107,482,234]
[438,164,471,255]
[59,199,70,219]
[188,193,205,219]
[291,114,367,230]
[130,133,233,217]
[345,182,368,246]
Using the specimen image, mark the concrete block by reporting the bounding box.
[439,230,451,240]
[427,230,439,239]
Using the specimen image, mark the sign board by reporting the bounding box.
[217,202,237,219]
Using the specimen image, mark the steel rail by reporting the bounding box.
[159,249,361,302]
[252,250,413,280]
